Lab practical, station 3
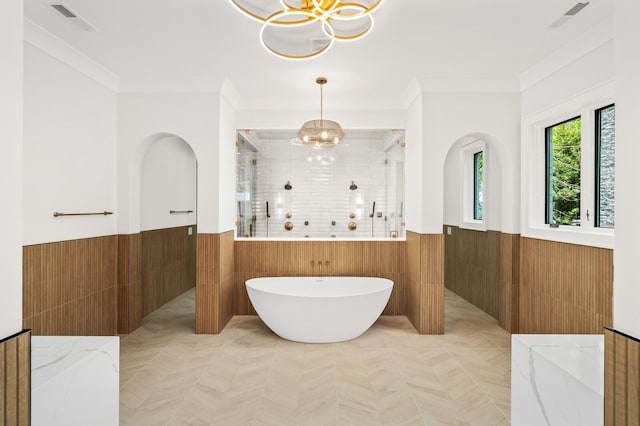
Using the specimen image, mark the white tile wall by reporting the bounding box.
[237,131,405,239]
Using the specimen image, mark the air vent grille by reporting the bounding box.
[565,2,590,16]
[51,4,76,18]
[549,2,590,29]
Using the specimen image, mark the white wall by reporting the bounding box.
[23,43,117,245]
[236,109,405,131]
[443,138,503,231]
[117,93,221,234]
[521,41,614,118]
[0,0,23,338]
[140,136,197,231]
[404,91,424,234]
[520,39,615,248]
[421,92,521,234]
[218,91,238,233]
[613,0,640,339]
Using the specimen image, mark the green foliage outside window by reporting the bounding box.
[546,117,581,225]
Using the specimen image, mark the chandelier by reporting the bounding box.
[298,77,344,148]
[228,0,385,60]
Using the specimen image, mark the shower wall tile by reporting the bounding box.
[242,137,405,239]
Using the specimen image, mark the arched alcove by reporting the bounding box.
[139,135,197,320]
[442,132,509,327]
[118,132,198,334]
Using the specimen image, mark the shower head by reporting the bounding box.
[349,181,358,190]
[284,181,292,190]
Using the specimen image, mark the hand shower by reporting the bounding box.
[370,201,376,237]
[266,201,271,237]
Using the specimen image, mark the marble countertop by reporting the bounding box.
[31,336,120,390]
[512,334,604,394]
[31,336,120,425]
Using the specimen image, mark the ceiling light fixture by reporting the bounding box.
[228,0,385,60]
[298,77,344,149]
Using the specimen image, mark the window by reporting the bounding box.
[474,151,483,220]
[595,104,615,228]
[522,83,614,248]
[545,116,581,226]
[460,139,486,231]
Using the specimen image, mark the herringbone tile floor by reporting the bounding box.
[120,289,511,425]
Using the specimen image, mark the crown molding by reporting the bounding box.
[519,16,614,92]
[24,18,119,92]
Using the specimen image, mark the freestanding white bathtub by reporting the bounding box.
[245,276,393,343]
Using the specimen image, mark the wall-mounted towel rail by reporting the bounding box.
[169,210,194,214]
[53,211,113,217]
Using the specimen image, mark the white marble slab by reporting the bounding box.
[32,336,119,426]
[511,334,604,426]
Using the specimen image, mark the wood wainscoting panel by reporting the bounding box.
[605,328,640,426]
[234,240,406,317]
[141,225,196,317]
[406,231,444,334]
[499,233,520,333]
[0,330,31,426]
[196,231,235,334]
[23,236,117,336]
[117,233,142,334]
[519,237,613,334]
[444,226,501,319]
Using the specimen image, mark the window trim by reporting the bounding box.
[460,139,487,231]
[521,82,614,249]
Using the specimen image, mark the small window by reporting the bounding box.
[595,104,615,228]
[473,151,483,220]
[545,116,581,226]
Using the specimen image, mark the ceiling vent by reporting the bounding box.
[549,2,590,29]
[50,3,96,31]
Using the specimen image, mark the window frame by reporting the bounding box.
[594,103,616,229]
[544,115,582,226]
[522,82,614,249]
[473,151,484,221]
[460,139,487,231]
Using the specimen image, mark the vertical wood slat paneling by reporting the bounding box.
[23,236,117,336]
[196,231,235,334]
[499,233,520,333]
[141,226,196,317]
[605,328,640,426]
[0,330,31,426]
[234,239,407,318]
[117,233,142,334]
[519,237,613,334]
[405,231,444,334]
[444,226,501,320]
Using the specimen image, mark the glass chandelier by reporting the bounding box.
[299,77,344,149]
[228,0,385,60]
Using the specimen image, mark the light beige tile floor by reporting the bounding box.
[120,289,511,425]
